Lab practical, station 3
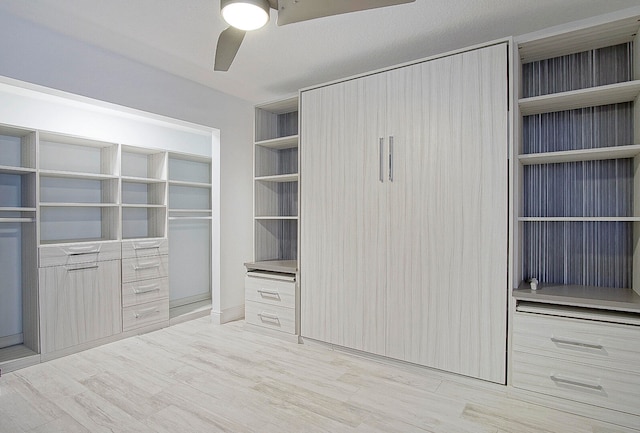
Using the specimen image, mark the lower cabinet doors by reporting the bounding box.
[39,260,122,354]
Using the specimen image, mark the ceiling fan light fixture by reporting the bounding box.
[221,0,270,31]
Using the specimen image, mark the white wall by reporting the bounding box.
[0,12,253,319]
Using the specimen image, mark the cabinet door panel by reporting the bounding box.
[39,260,122,353]
[301,73,387,355]
[385,44,508,383]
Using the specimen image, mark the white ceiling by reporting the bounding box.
[1,0,639,104]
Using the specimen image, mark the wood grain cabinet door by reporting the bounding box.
[384,44,508,383]
[300,72,388,355]
[39,260,122,354]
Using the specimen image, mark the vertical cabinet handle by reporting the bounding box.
[379,137,384,183]
[389,136,394,182]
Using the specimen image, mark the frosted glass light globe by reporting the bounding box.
[222,1,269,31]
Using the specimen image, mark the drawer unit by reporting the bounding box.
[245,301,296,334]
[512,311,640,417]
[39,241,121,267]
[512,351,640,416]
[121,238,169,259]
[514,312,640,373]
[122,255,169,283]
[122,277,169,307]
[123,299,170,332]
[245,275,296,308]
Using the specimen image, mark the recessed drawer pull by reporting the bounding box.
[134,242,161,250]
[66,264,99,272]
[134,307,160,319]
[550,374,603,391]
[134,262,161,270]
[550,336,603,350]
[257,289,281,300]
[133,283,160,294]
[258,312,280,324]
[66,246,101,255]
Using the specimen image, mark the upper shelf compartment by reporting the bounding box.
[0,126,37,172]
[519,80,640,116]
[39,133,118,176]
[121,145,167,181]
[255,97,298,143]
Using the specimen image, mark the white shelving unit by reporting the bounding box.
[510,12,640,428]
[245,96,300,342]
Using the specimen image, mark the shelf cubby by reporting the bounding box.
[122,206,166,239]
[121,146,167,181]
[39,134,118,176]
[40,206,119,244]
[254,219,298,262]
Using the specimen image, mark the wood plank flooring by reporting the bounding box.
[0,318,636,433]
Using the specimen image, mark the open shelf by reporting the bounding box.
[519,80,640,115]
[255,174,298,183]
[255,135,299,149]
[514,281,640,314]
[519,144,640,165]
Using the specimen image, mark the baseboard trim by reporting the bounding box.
[211,304,245,324]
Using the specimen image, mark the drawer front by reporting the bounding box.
[512,351,640,416]
[245,301,295,334]
[39,241,121,267]
[245,276,296,308]
[514,312,640,373]
[122,299,169,332]
[122,255,169,283]
[121,238,169,259]
[122,277,169,307]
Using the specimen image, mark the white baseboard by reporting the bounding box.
[211,304,245,324]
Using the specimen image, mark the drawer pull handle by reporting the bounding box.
[66,264,99,272]
[66,246,101,255]
[258,289,281,300]
[134,242,162,250]
[550,374,602,391]
[134,262,161,271]
[135,307,160,319]
[133,283,160,294]
[258,312,280,324]
[550,337,603,350]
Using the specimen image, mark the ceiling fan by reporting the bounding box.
[214,0,416,71]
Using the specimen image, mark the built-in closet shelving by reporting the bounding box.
[167,153,213,314]
[120,146,168,240]
[252,97,299,268]
[244,96,300,341]
[511,13,640,429]
[0,125,39,366]
[38,134,120,244]
[514,17,640,311]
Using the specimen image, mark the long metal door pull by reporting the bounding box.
[389,136,394,182]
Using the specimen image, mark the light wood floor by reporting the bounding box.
[0,317,636,433]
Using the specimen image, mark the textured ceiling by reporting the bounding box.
[1,0,639,104]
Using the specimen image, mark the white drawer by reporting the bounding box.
[245,301,295,334]
[122,255,169,283]
[122,299,169,332]
[514,312,640,373]
[121,238,168,259]
[245,276,296,308]
[512,351,640,416]
[122,277,169,307]
[39,241,121,267]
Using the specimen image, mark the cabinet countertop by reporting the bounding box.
[514,282,640,314]
[244,260,297,274]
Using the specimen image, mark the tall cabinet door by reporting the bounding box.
[385,44,508,383]
[300,73,388,355]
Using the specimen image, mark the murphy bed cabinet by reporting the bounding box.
[300,43,509,383]
[511,12,640,428]
[244,97,300,342]
[0,80,217,372]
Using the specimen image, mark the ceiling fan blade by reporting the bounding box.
[214,27,246,71]
[276,0,415,26]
